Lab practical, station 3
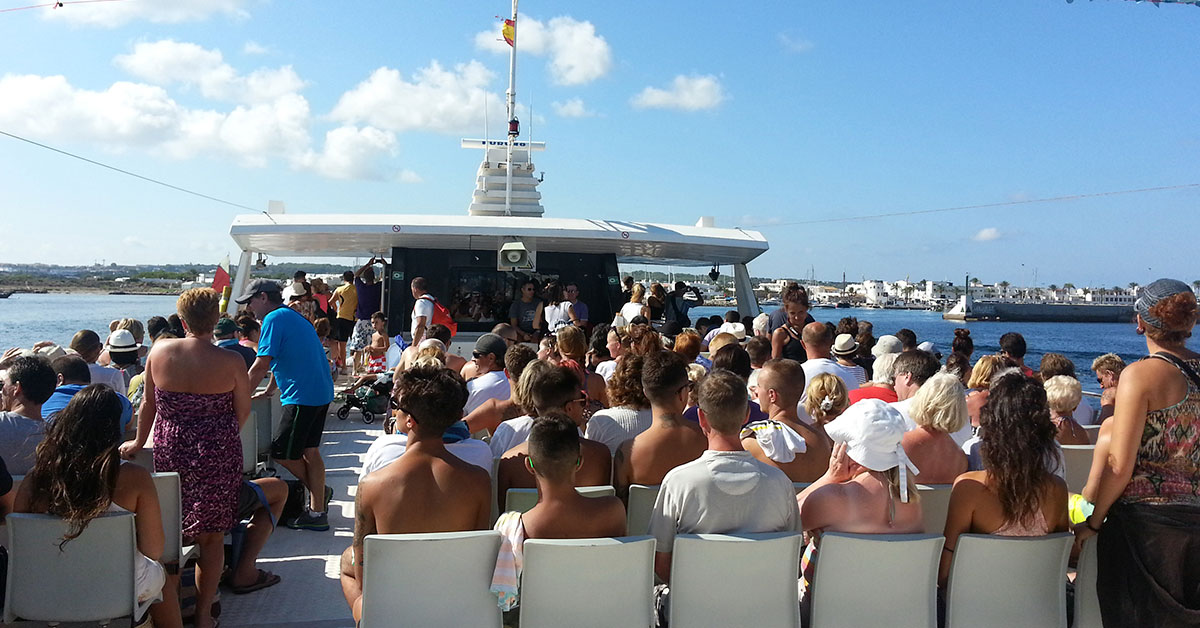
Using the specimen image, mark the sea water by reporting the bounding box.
[0,295,1148,396]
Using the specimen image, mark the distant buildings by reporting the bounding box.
[754,277,1141,308]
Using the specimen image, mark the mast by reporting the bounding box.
[504,0,519,216]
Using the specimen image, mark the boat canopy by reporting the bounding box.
[229,213,768,266]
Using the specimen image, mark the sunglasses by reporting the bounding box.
[472,351,488,359]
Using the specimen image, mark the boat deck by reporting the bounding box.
[220,407,376,628]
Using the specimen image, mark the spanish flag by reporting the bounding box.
[503,18,515,47]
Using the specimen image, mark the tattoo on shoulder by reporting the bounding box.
[353,490,370,549]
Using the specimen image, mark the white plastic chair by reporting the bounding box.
[239,411,258,474]
[945,532,1072,628]
[504,486,616,514]
[810,532,943,628]
[1061,445,1096,493]
[1074,535,1102,628]
[917,484,953,534]
[669,532,804,628]
[626,484,660,535]
[5,511,156,625]
[151,472,198,573]
[360,530,502,628]
[1082,425,1101,445]
[519,536,655,628]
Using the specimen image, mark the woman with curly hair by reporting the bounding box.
[937,373,1069,587]
[555,325,608,409]
[17,385,174,625]
[1074,279,1200,626]
[584,355,652,454]
[119,288,250,628]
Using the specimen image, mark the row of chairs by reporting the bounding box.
[357,529,1103,628]
[3,472,192,626]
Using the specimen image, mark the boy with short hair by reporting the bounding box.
[340,364,491,623]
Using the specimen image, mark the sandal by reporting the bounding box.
[229,569,281,594]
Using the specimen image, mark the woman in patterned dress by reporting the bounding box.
[1074,279,1200,627]
[121,288,250,628]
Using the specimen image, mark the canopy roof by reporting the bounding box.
[229,213,768,266]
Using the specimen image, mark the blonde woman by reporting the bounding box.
[803,373,848,450]
[901,373,969,484]
[1044,375,1089,445]
[617,283,649,323]
[965,354,1002,427]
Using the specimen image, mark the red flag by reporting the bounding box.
[503,18,515,47]
[211,254,231,293]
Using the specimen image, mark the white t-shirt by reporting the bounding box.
[596,359,618,382]
[543,303,574,331]
[359,433,493,481]
[584,407,654,454]
[489,415,535,458]
[465,370,511,416]
[619,302,645,322]
[411,296,435,339]
[797,358,860,423]
[648,450,800,551]
[88,364,129,398]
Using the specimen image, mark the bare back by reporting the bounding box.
[523,493,627,539]
[946,470,1070,536]
[744,418,831,483]
[359,447,490,535]
[901,427,968,484]
[801,474,924,535]
[498,439,612,509]
[621,419,706,487]
[149,338,245,394]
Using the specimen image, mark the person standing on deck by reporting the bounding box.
[346,258,383,374]
[410,276,434,347]
[329,271,358,376]
[239,279,335,531]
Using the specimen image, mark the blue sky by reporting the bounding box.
[1,0,1197,287]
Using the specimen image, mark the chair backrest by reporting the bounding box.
[504,486,616,515]
[917,484,953,535]
[1073,535,1102,628]
[810,532,943,628]
[489,457,501,526]
[519,536,655,628]
[5,512,138,624]
[151,472,184,566]
[360,530,502,628]
[1061,445,1095,493]
[1082,425,1101,445]
[945,532,1072,628]
[670,532,803,628]
[626,484,660,535]
[240,411,258,474]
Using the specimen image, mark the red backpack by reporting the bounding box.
[419,295,457,337]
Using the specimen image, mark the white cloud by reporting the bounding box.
[972,227,1002,242]
[631,75,726,111]
[43,0,252,27]
[330,62,499,135]
[243,41,269,55]
[551,97,594,118]
[778,33,814,54]
[398,170,423,184]
[474,16,612,85]
[296,125,397,181]
[115,40,304,105]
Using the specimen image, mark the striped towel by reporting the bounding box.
[490,511,526,611]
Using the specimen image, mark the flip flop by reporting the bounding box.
[230,569,281,594]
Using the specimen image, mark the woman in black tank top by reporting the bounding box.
[772,285,811,363]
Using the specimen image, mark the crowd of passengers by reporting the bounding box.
[0,274,1196,628]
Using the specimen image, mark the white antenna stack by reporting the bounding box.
[460,0,547,218]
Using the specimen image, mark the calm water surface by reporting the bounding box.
[0,293,180,350]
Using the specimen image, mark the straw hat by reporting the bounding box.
[831,333,859,357]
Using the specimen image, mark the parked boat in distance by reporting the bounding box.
[943,295,1134,323]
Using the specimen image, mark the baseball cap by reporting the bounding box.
[234,278,283,304]
[474,333,508,361]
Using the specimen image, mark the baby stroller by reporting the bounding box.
[336,372,396,424]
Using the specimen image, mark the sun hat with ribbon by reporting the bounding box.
[823,398,921,502]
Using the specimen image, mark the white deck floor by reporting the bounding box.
[220,405,380,628]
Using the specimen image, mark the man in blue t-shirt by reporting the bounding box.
[239,278,335,531]
[42,355,133,435]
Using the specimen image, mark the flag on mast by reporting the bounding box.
[502,18,515,47]
[211,254,231,293]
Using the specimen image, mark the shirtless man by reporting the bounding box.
[613,351,706,501]
[462,344,537,435]
[517,413,626,538]
[397,324,466,374]
[744,359,832,482]
[339,364,491,623]
[496,366,611,510]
